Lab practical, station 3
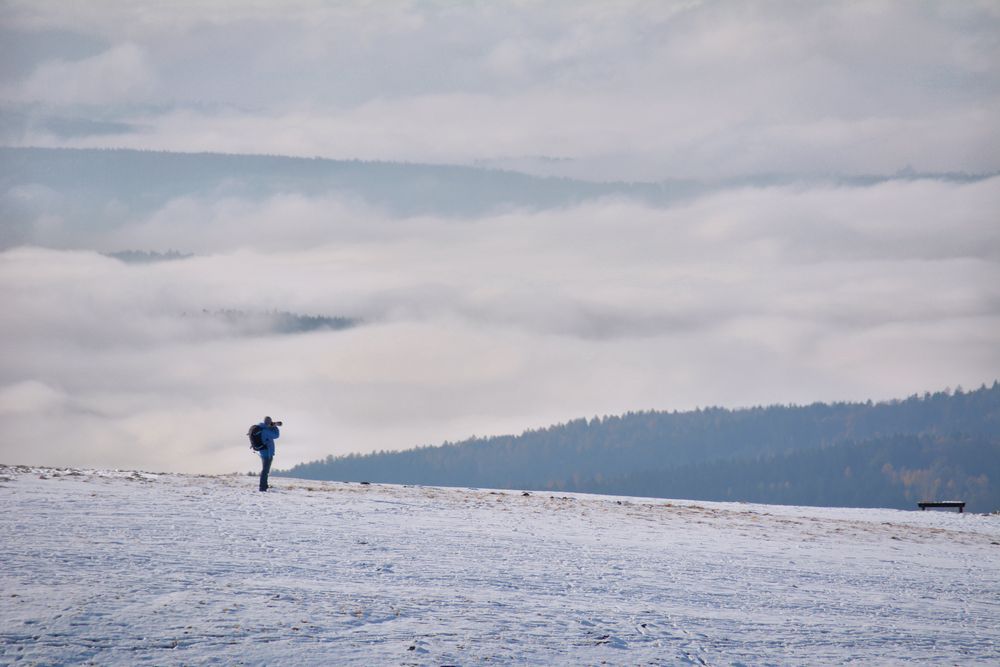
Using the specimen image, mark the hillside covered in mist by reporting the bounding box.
[281,383,1000,512]
[0,146,689,249]
[2,147,992,251]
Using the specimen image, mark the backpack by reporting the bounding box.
[248,424,266,451]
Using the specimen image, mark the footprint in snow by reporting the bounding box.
[406,638,430,654]
[589,633,628,649]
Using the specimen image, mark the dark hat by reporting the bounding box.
[264,416,272,425]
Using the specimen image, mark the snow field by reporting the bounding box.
[1,465,998,666]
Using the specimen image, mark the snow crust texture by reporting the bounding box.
[2,465,999,666]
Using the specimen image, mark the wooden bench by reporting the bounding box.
[918,501,965,513]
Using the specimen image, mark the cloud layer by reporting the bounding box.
[1,177,998,472]
[2,1,999,178]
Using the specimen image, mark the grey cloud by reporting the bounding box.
[0,27,107,82]
[2,2,998,177]
[1,43,156,107]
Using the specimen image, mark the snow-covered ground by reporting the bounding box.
[2,465,998,666]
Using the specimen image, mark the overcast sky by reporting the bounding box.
[1,1,999,473]
[2,0,999,178]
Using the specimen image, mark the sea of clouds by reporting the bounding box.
[2,176,998,472]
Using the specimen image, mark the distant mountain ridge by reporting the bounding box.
[0,146,695,220]
[2,147,994,237]
[279,383,1000,512]
[0,146,693,250]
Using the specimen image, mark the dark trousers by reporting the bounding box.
[259,456,273,491]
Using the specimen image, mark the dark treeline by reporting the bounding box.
[105,249,193,263]
[279,383,1000,512]
[188,309,358,336]
[585,433,1000,512]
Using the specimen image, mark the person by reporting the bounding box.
[256,416,281,492]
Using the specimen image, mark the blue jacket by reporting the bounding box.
[257,423,279,459]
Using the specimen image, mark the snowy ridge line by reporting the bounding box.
[3,464,999,665]
[3,463,998,541]
[8,463,999,520]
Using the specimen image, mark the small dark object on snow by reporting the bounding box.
[918,501,965,513]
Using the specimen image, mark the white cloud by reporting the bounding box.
[1,177,998,472]
[16,96,996,180]
[0,380,68,414]
[3,43,155,107]
[3,1,998,177]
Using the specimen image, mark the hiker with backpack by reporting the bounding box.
[249,416,281,492]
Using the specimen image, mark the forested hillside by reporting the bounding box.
[280,383,1000,512]
[586,433,1000,512]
